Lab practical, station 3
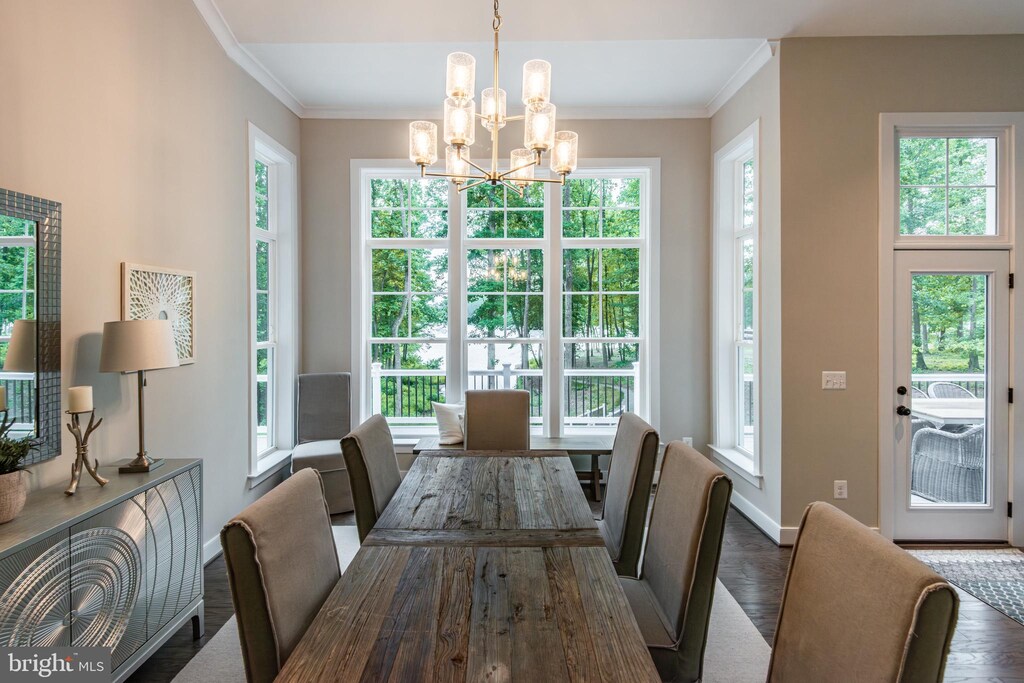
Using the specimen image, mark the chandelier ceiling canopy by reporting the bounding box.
[407,0,579,195]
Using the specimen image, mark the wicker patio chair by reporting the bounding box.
[911,386,928,398]
[911,424,985,503]
[927,382,976,399]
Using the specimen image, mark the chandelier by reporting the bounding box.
[407,0,579,195]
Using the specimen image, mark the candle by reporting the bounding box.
[69,386,93,414]
[0,386,7,412]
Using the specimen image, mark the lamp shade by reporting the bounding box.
[100,320,179,373]
[3,320,36,372]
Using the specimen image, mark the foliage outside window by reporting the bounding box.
[899,136,997,236]
[0,214,35,426]
[735,159,756,454]
[362,169,650,431]
[254,159,276,457]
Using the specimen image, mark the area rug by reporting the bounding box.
[910,548,1024,626]
[172,577,770,683]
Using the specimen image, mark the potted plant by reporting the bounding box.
[0,436,34,524]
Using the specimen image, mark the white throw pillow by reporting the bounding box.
[432,402,464,444]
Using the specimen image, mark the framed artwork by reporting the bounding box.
[121,263,196,364]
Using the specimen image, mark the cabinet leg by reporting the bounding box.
[191,606,205,640]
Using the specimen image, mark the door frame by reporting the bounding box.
[878,112,1024,544]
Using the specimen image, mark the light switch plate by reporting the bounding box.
[822,371,847,390]
[682,437,693,447]
[834,480,848,499]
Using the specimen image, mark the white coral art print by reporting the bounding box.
[122,263,196,364]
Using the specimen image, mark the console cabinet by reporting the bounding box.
[0,459,203,681]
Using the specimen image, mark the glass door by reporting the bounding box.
[892,250,1009,541]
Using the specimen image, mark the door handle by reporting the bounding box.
[897,386,908,395]
[896,406,912,416]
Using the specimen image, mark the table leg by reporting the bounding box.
[592,454,601,501]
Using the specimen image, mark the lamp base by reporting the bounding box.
[118,457,165,474]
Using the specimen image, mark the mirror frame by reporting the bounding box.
[0,188,61,464]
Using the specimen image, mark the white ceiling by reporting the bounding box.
[197,0,1024,118]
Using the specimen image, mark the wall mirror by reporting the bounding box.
[0,188,61,464]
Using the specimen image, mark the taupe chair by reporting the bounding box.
[768,502,959,682]
[341,414,403,542]
[292,373,353,514]
[618,441,732,682]
[597,412,658,578]
[463,389,530,450]
[221,469,341,683]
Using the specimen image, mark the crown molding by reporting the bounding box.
[704,39,779,117]
[192,0,305,116]
[303,104,710,120]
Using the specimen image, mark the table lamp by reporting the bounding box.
[4,319,36,373]
[99,319,179,473]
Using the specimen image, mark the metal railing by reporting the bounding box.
[0,372,35,428]
[370,362,639,424]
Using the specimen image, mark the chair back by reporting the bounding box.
[221,469,341,683]
[768,502,958,682]
[911,386,928,398]
[927,381,976,399]
[297,373,351,443]
[342,414,402,541]
[640,441,732,682]
[600,412,658,577]
[463,389,530,450]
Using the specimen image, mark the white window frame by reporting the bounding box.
[711,122,761,478]
[248,123,298,483]
[351,159,659,438]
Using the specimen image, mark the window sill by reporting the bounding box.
[708,445,763,487]
[247,449,292,489]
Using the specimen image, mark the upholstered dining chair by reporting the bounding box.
[768,502,959,682]
[463,389,530,450]
[618,441,732,682]
[597,412,658,578]
[221,469,341,683]
[291,372,353,514]
[341,414,403,542]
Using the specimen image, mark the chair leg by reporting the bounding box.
[592,454,601,501]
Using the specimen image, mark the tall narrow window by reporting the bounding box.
[249,125,298,477]
[712,125,759,472]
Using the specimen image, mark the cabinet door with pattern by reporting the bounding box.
[0,529,72,647]
[68,493,148,670]
[145,464,201,637]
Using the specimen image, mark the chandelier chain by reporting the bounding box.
[493,0,502,32]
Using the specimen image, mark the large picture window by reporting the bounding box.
[354,163,657,436]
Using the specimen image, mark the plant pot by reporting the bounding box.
[0,470,27,524]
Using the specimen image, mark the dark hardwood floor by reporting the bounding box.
[130,500,1024,682]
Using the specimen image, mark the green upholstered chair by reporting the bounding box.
[768,502,959,683]
[341,414,402,542]
[618,441,732,682]
[463,389,531,450]
[221,469,341,683]
[597,411,659,578]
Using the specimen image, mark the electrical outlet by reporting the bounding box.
[822,371,847,390]
[834,480,848,499]
[682,437,693,447]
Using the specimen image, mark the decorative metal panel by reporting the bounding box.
[0,529,71,647]
[0,187,61,464]
[145,466,202,636]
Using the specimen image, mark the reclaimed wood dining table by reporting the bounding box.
[276,453,660,682]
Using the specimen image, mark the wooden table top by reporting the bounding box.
[413,433,615,455]
[374,454,597,533]
[280,451,659,681]
[275,544,660,683]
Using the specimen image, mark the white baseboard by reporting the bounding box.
[730,490,783,545]
[203,534,223,566]
[774,522,880,547]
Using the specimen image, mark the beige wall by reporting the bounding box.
[0,0,301,555]
[710,56,783,531]
[301,118,711,447]
[779,35,1024,528]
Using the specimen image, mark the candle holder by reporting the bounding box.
[65,410,108,496]
[0,409,15,439]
